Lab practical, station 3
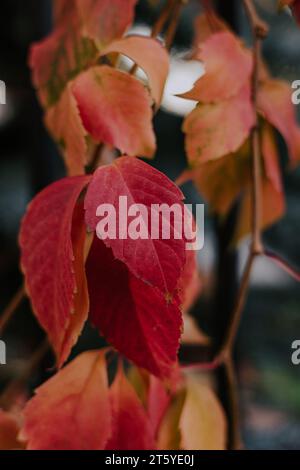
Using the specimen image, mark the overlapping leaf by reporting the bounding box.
[73,66,156,158]
[85,156,186,296]
[106,365,155,450]
[19,176,91,366]
[86,237,182,378]
[100,35,169,105]
[45,84,88,176]
[20,351,111,450]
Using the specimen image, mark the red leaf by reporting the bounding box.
[179,31,252,103]
[19,176,91,366]
[45,84,88,176]
[72,66,156,158]
[100,35,169,105]
[192,12,228,50]
[106,365,155,450]
[183,86,255,165]
[84,156,186,296]
[86,238,183,378]
[77,0,137,47]
[20,350,111,450]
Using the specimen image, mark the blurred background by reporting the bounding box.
[0,0,300,449]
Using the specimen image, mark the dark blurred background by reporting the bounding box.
[1,0,300,449]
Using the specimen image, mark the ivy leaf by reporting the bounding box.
[106,365,155,450]
[19,176,91,366]
[179,376,227,450]
[29,7,97,107]
[258,79,300,166]
[183,86,255,165]
[45,84,88,176]
[77,0,137,48]
[72,66,156,158]
[179,31,252,103]
[19,351,111,450]
[192,12,228,50]
[30,0,138,107]
[86,237,183,378]
[100,35,170,105]
[84,156,186,296]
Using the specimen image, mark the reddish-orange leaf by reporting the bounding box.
[192,12,228,51]
[45,84,88,176]
[179,32,252,103]
[101,35,169,105]
[19,176,91,366]
[234,127,285,242]
[106,365,155,450]
[183,86,255,165]
[86,238,183,378]
[20,351,111,450]
[0,410,23,450]
[258,79,300,166]
[85,156,186,296]
[72,66,156,158]
[77,0,137,47]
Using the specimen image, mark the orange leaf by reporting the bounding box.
[101,35,169,105]
[20,350,111,450]
[192,12,228,50]
[72,66,156,158]
[77,0,137,48]
[179,376,227,450]
[179,31,252,103]
[183,86,255,165]
[45,84,88,176]
[258,79,300,166]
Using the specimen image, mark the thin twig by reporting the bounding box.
[223,356,243,450]
[0,286,26,337]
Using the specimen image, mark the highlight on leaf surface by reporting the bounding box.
[19,175,91,367]
[72,66,156,158]
[100,35,170,106]
[19,350,111,450]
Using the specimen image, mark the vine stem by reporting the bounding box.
[190,0,269,449]
[0,286,26,337]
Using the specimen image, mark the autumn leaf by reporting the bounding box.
[106,364,155,450]
[72,66,156,158]
[100,35,169,106]
[0,410,23,450]
[45,84,88,176]
[258,79,300,166]
[84,156,186,296]
[29,0,138,107]
[86,237,183,378]
[179,376,227,450]
[179,31,252,103]
[19,350,111,450]
[191,12,228,50]
[77,0,137,48]
[19,176,91,366]
[183,86,255,165]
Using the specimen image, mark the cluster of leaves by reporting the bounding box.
[1,0,300,451]
[177,12,300,239]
